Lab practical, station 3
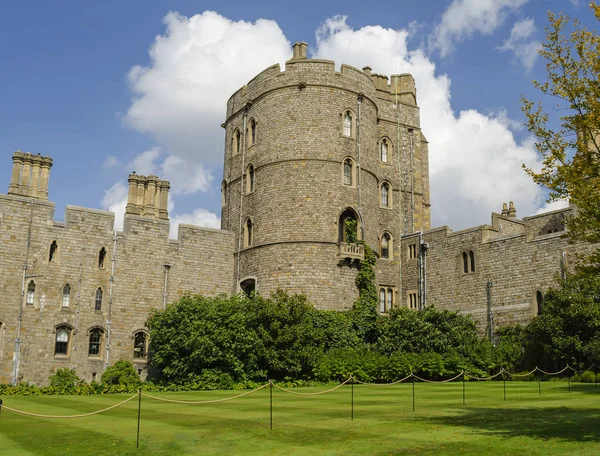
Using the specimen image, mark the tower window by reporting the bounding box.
[88,328,103,356]
[221,180,227,207]
[342,158,355,187]
[536,291,544,315]
[244,218,253,247]
[470,250,476,273]
[247,119,257,147]
[408,244,417,260]
[380,182,390,208]
[55,326,70,355]
[462,252,469,274]
[380,232,391,259]
[408,292,418,310]
[95,288,103,311]
[462,251,475,274]
[338,209,359,243]
[343,111,353,137]
[133,331,148,358]
[98,247,106,269]
[387,288,393,311]
[379,289,386,313]
[245,165,255,194]
[233,129,241,155]
[26,280,35,305]
[49,241,58,262]
[380,139,389,162]
[240,278,256,297]
[62,284,71,308]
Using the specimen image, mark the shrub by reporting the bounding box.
[101,361,141,388]
[48,368,84,394]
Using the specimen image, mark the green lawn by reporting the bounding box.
[1,381,599,455]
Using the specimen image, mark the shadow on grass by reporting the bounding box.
[429,406,600,442]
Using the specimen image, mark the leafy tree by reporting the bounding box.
[101,360,141,388]
[522,3,600,268]
[48,368,84,394]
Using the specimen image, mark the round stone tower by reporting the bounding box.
[221,42,430,310]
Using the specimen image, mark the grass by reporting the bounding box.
[1,381,599,455]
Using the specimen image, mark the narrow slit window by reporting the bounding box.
[49,241,57,262]
[245,219,253,247]
[343,159,353,186]
[379,289,386,313]
[462,252,469,274]
[387,288,393,311]
[62,284,71,308]
[380,140,388,162]
[98,248,106,269]
[380,233,390,259]
[381,183,389,207]
[343,112,352,137]
[469,250,475,273]
[251,120,256,145]
[26,280,35,305]
[95,288,103,311]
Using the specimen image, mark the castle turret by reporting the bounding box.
[8,151,53,200]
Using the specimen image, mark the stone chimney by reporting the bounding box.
[125,172,170,220]
[501,202,509,216]
[508,201,517,218]
[291,42,308,60]
[8,151,53,200]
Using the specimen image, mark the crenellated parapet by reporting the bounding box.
[8,151,53,200]
[125,172,170,220]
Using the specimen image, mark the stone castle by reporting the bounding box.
[0,43,590,385]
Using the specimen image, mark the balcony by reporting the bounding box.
[337,242,364,262]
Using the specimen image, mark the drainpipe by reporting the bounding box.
[235,108,248,290]
[395,81,403,308]
[162,264,171,309]
[409,129,415,233]
[486,280,494,341]
[356,94,364,239]
[74,209,89,358]
[104,230,117,371]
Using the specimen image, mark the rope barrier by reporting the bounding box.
[537,365,570,376]
[507,368,538,378]
[272,378,351,396]
[411,372,464,383]
[1,394,138,418]
[140,383,269,404]
[351,374,413,386]
[465,369,506,381]
[569,363,596,373]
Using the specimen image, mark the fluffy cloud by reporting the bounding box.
[315,16,544,229]
[170,208,221,238]
[101,182,128,231]
[498,18,541,71]
[430,0,528,56]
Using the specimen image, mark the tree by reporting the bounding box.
[522,3,600,268]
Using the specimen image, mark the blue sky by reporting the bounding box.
[0,0,592,235]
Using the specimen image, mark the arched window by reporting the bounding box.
[62,284,71,308]
[342,158,355,187]
[55,326,71,355]
[462,252,469,274]
[240,278,256,297]
[49,240,57,262]
[247,119,257,147]
[387,288,393,311]
[26,280,35,306]
[133,331,148,358]
[379,289,386,313]
[232,129,241,155]
[244,218,253,247]
[245,165,255,194]
[380,232,392,259]
[536,291,544,315]
[380,139,389,162]
[338,209,359,243]
[95,288,103,311]
[343,111,353,137]
[469,250,475,273]
[221,180,227,207]
[98,247,106,269]
[88,328,103,356]
[380,182,390,208]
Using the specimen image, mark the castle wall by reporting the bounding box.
[0,194,235,385]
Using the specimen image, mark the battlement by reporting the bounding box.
[8,151,53,200]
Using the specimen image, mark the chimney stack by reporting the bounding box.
[125,173,170,220]
[508,201,517,218]
[501,202,509,216]
[8,151,53,200]
[291,42,308,60]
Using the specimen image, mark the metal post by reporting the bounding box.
[351,377,354,421]
[503,374,506,401]
[136,389,142,448]
[412,374,415,412]
[0,398,3,414]
[538,371,542,397]
[269,380,273,430]
[462,372,465,406]
[595,367,598,390]
[568,373,571,393]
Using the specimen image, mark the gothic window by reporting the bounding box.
[462,252,469,274]
[380,139,389,162]
[240,278,256,297]
[380,182,390,208]
[379,289,386,313]
[133,331,148,358]
[98,247,106,269]
[26,280,35,305]
[342,110,354,137]
[536,290,544,315]
[247,119,257,147]
[95,288,103,311]
[88,328,103,356]
[55,326,71,355]
[244,218,253,247]
[233,129,241,155]
[387,288,393,311]
[338,209,359,243]
[380,232,392,259]
[62,284,71,308]
[342,158,355,187]
[221,180,227,207]
[245,165,255,194]
[470,250,476,273]
[49,240,57,262]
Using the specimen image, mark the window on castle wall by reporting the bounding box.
[343,111,353,137]
[536,291,544,316]
[133,332,148,358]
[387,288,393,311]
[247,119,257,147]
[462,251,475,274]
[233,129,241,155]
[98,247,106,269]
[221,181,227,206]
[49,241,57,262]
[380,183,390,208]
[408,292,418,310]
[462,252,469,274]
[88,329,103,357]
[380,233,391,259]
[380,139,388,162]
[408,244,417,260]
[62,284,71,308]
[379,289,386,313]
[343,159,353,186]
[240,278,256,297]
[338,209,359,243]
[244,219,253,247]
[95,288,103,311]
[55,326,70,355]
[26,280,35,305]
[470,251,475,273]
[246,165,255,193]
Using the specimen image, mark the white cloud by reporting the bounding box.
[128,147,160,175]
[535,199,569,215]
[315,16,544,229]
[102,156,121,168]
[430,0,528,57]
[101,182,128,230]
[169,208,221,238]
[498,18,541,71]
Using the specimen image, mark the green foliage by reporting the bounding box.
[48,368,84,394]
[352,243,378,342]
[101,360,141,388]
